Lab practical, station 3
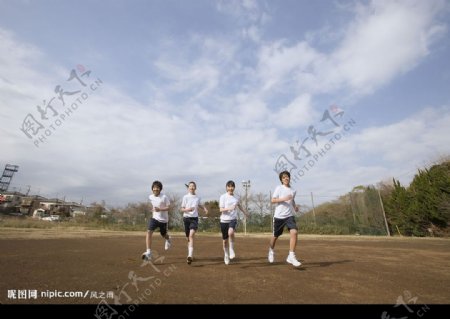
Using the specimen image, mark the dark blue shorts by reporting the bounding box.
[273,216,297,237]
[183,217,199,237]
[220,219,237,240]
[148,218,168,237]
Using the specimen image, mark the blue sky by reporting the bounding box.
[1,0,450,208]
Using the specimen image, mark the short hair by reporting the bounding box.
[279,170,290,182]
[226,180,235,188]
[152,180,163,190]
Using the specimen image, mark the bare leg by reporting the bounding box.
[189,229,195,246]
[269,236,278,250]
[146,230,153,250]
[289,229,298,252]
[229,228,235,248]
[223,238,229,253]
[229,228,236,258]
[188,229,195,257]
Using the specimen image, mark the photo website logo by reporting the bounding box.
[381,290,430,319]
[274,104,356,183]
[19,64,103,148]
[94,249,176,319]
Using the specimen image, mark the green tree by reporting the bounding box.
[408,162,450,235]
[384,179,415,235]
[384,159,450,236]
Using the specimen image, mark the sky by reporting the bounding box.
[1,0,450,208]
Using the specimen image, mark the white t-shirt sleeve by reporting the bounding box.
[272,185,282,199]
[181,195,188,208]
[162,194,170,208]
[219,194,226,209]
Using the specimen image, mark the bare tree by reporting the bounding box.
[249,192,271,216]
[167,193,182,229]
[248,192,272,230]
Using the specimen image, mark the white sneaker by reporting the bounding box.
[224,254,230,265]
[286,254,301,267]
[165,238,172,250]
[142,251,152,261]
[229,249,236,260]
[268,249,274,263]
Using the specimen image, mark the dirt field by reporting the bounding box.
[1,227,449,310]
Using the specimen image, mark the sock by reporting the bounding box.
[230,241,234,250]
[289,251,295,256]
[188,245,193,257]
[224,247,229,256]
[269,247,274,252]
[146,249,151,254]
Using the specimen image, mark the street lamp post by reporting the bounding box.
[242,180,251,236]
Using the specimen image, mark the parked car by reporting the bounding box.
[41,215,61,222]
[33,208,47,219]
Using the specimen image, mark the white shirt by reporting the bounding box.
[219,193,240,222]
[181,193,202,218]
[272,185,296,219]
[149,193,170,223]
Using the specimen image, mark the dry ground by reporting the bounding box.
[0,227,449,309]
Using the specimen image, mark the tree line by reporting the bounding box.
[83,158,449,237]
[380,158,450,236]
[299,158,450,236]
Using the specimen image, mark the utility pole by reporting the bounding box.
[377,188,391,236]
[310,192,317,225]
[270,190,273,232]
[242,180,251,235]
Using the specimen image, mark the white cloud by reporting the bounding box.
[216,0,263,23]
[150,35,237,105]
[0,28,282,205]
[257,40,323,93]
[242,24,262,42]
[330,0,448,94]
[294,105,450,205]
[256,0,448,97]
[217,0,268,43]
[353,106,450,164]
[230,92,270,128]
[0,29,52,110]
[270,94,317,129]
[154,58,220,99]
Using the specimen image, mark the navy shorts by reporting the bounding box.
[183,217,199,237]
[148,218,168,237]
[273,216,298,237]
[220,219,237,240]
